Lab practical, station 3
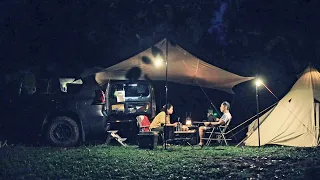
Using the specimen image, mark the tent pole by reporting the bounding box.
[164,38,169,150]
[256,85,261,147]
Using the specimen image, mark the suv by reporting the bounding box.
[1,74,156,147]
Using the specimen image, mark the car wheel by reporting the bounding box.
[46,116,79,147]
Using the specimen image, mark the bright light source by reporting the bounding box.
[255,79,263,87]
[154,55,163,68]
[186,119,192,126]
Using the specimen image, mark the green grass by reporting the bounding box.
[1,144,320,179]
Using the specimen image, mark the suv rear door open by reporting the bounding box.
[104,81,156,122]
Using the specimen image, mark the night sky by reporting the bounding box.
[1,0,320,140]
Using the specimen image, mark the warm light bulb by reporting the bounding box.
[154,55,163,68]
[255,79,263,87]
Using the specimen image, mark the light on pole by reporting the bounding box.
[164,39,169,150]
[152,39,169,149]
[154,55,163,68]
[255,78,263,147]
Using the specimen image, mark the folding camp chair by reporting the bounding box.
[136,115,151,132]
[203,118,232,146]
[136,115,161,149]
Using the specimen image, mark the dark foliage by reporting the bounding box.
[1,0,320,140]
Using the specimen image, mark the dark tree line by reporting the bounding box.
[1,0,320,139]
[1,0,320,98]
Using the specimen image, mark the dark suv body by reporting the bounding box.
[0,74,156,146]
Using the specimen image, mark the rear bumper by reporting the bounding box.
[81,115,108,141]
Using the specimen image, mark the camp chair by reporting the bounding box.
[137,116,170,145]
[136,115,163,148]
[136,115,151,132]
[203,118,232,146]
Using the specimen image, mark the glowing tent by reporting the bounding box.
[244,66,320,147]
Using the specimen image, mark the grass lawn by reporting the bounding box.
[1,144,320,180]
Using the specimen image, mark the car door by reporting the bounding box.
[3,78,59,142]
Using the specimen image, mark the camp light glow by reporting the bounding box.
[186,119,192,126]
[154,55,163,68]
[255,79,263,87]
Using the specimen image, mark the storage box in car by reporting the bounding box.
[138,132,158,149]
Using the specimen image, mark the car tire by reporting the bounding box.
[46,116,79,147]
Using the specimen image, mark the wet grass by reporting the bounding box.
[0,145,319,179]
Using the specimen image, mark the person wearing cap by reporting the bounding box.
[198,101,232,146]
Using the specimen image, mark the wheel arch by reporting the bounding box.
[42,111,85,142]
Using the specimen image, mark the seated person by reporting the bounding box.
[198,101,232,146]
[149,103,177,141]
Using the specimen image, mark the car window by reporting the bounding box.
[66,84,83,94]
[109,83,150,102]
[124,84,149,97]
[37,79,51,94]
[35,79,62,95]
[59,78,83,92]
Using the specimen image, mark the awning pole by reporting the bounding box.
[164,38,169,150]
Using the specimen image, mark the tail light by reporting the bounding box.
[94,89,106,104]
[100,90,106,103]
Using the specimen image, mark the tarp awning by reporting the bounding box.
[94,38,254,93]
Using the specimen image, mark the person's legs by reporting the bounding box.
[198,126,212,145]
[151,127,164,144]
[151,127,164,133]
[199,126,205,145]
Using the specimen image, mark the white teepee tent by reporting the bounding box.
[244,65,320,147]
